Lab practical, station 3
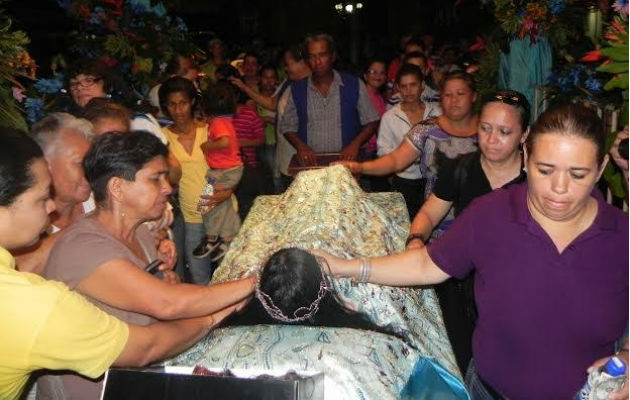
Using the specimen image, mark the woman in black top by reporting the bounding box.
[406,90,530,375]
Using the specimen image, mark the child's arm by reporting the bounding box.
[200,136,230,155]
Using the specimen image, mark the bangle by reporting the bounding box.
[406,234,426,246]
[353,257,372,284]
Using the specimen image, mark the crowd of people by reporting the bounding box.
[0,30,628,400]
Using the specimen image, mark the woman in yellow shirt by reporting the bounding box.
[160,77,233,284]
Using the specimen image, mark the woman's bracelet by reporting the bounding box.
[353,257,372,284]
[406,233,426,246]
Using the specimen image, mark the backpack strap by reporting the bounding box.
[339,72,361,147]
[290,78,309,145]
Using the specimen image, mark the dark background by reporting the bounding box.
[5,0,493,71]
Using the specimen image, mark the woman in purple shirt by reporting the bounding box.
[318,104,629,400]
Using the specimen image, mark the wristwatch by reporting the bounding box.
[406,233,426,246]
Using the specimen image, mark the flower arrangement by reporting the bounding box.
[492,0,562,42]
[489,0,588,47]
[0,10,36,129]
[546,62,609,103]
[581,6,628,199]
[22,73,67,125]
[57,0,199,97]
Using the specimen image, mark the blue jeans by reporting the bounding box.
[184,222,213,285]
[465,359,508,400]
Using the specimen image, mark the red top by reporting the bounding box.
[205,117,243,169]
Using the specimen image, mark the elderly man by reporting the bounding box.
[12,113,94,275]
[279,34,379,167]
[14,113,175,276]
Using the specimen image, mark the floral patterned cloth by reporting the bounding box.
[168,166,461,399]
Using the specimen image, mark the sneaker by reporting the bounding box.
[209,240,229,263]
[192,236,220,259]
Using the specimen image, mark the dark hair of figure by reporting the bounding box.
[395,63,424,85]
[284,44,307,63]
[0,128,44,206]
[227,248,394,335]
[403,51,427,66]
[204,81,238,116]
[82,97,132,126]
[482,90,531,132]
[82,131,168,204]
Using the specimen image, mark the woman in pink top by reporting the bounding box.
[362,59,388,191]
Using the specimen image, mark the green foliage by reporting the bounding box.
[0,10,34,130]
[474,41,501,112]
[61,0,201,97]
[597,14,629,199]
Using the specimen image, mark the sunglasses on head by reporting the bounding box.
[493,93,525,107]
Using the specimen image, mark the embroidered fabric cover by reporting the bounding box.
[169,165,463,399]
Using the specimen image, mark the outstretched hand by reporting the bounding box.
[332,160,362,174]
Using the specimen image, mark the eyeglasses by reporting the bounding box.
[367,69,386,76]
[69,76,102,90]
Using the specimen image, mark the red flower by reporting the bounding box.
[604,32,622,43]
[611,20,627,34]
[100,56,118,67]
[580,50,604,62]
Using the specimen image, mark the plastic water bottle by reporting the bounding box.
[198,178,215,213]
[575,356,627,400]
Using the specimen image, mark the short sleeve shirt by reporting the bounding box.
[432,151,526,216]
[427,182,629,399]
[163,124,208,223]
[0,247,128,400]
[405,118,477,238]
[45,216,157,326]
[206,117,243,170]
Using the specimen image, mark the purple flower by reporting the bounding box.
[24,98,45,124]
[557,76,570,92]
[584,77,602,92]
[613,0,629,15]
[34,77,63,94]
